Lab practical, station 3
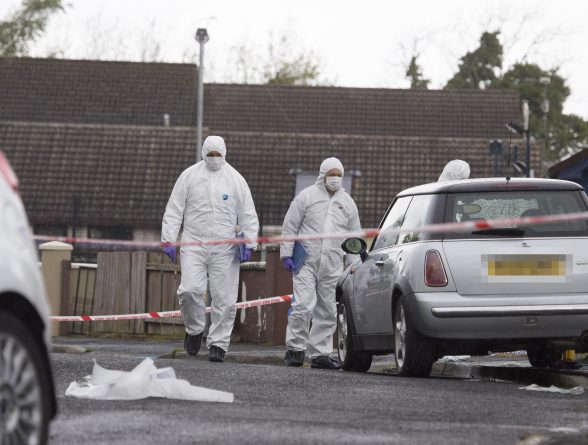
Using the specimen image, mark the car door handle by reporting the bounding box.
[375,260,385,267]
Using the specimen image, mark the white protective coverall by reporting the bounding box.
[280,158,361,358]
[438,159,470,182]
[161,136,259,352]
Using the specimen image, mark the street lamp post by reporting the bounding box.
[539,77,550,177]
[522,100,531,177]
[195,28,209,163]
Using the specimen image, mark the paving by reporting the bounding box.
[52,336,588,390]
[49,337,588,444]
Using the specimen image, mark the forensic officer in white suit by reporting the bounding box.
[161,135,259,362]
[280,157,361,369]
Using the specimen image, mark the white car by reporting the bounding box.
[0,151,56,444]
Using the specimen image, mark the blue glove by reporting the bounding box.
[282,257,296,272]
[162,243,177,263]
[241,248,253,262]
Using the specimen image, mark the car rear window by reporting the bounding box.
[444,190,588,239]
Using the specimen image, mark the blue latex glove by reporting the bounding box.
[162,244,177,263]
[282,257,296,272]
[241,248,253,262]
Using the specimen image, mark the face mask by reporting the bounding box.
[325,176,342,192]
[205,156,225,171]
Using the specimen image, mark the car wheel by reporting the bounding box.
[0,312,52,445]
[393,297,435,377]
[526,347,562,368]
[337,301,372,372]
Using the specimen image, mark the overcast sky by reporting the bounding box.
[3,0,587,118]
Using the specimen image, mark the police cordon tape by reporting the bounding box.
[50,294,293,322]
[46,211,588,322]
[33,210,588,250]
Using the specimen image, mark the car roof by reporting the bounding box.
[397,177,584,196]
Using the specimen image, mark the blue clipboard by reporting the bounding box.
[292,241,309,274]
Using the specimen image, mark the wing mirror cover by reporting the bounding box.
[341,237,368,262]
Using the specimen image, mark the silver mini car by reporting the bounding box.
[337,178,588,377]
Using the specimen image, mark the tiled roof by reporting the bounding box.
[0,121,533,228]
[223,131,533,226]
[0,58,197,127]
[205,84,520,139]
[0,58,520,138]
[0,121,197,227]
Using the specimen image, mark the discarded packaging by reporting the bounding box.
[500,361,529,367]
[65,358,234,403]
[438,355,471,362]
[519,384,585,395]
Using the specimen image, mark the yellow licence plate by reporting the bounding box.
[488,255,566,276]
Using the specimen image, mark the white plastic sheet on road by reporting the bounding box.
[65,358,234,403]
[438,355,471,362]
[519,384,585,395]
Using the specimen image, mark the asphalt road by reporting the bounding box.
[49,345,588,445]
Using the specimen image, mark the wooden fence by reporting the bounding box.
[59,247,292,343]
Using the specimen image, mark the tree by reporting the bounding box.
[497,63,571,162]
[445,31,503,89]
[229,33,324,86]
[0,0,63,57]
[405,55,429,89]
[444,30,588,165]
[552,113,588,159]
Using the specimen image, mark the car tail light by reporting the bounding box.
[424,250,448,287]
[0,151,19,193]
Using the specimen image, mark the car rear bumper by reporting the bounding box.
[407,292,588,341]
[432,304,588,318]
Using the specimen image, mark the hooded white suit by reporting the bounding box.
[280,158,361,358]
[162,136,259,352]
[438,159,470,182]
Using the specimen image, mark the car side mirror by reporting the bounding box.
[341,237,368,262]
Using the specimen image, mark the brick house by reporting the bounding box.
[0,57,527,254]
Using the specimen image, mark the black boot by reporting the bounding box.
[208,345,226,362]
[310,356,342,370]
[284,350,305,367]
[184,332,202,356]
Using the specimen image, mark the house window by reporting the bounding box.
[87,226,132,240]
[33,224,67,236]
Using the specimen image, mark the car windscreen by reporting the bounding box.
[444,190,588,239]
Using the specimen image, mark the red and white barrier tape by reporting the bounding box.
[50,294,292,322]
[46,211,588,322]
[33,211,588,250]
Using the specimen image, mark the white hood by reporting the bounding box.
[201,135,227,159]
[315,157,345,185]
[438,160,470,182]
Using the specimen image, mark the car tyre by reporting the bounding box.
[0,311,52,445]
[337,301,372,372]
[394,297,435,377]
[526,347,562,368]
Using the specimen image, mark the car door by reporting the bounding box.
[351,196,412,334]
[393,194,437,290]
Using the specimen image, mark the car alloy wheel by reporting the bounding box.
[337,304,349,362]
[394,304,407,370]
[0,313,50,445]
[393,298,435,377]
[337,302,372,372]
